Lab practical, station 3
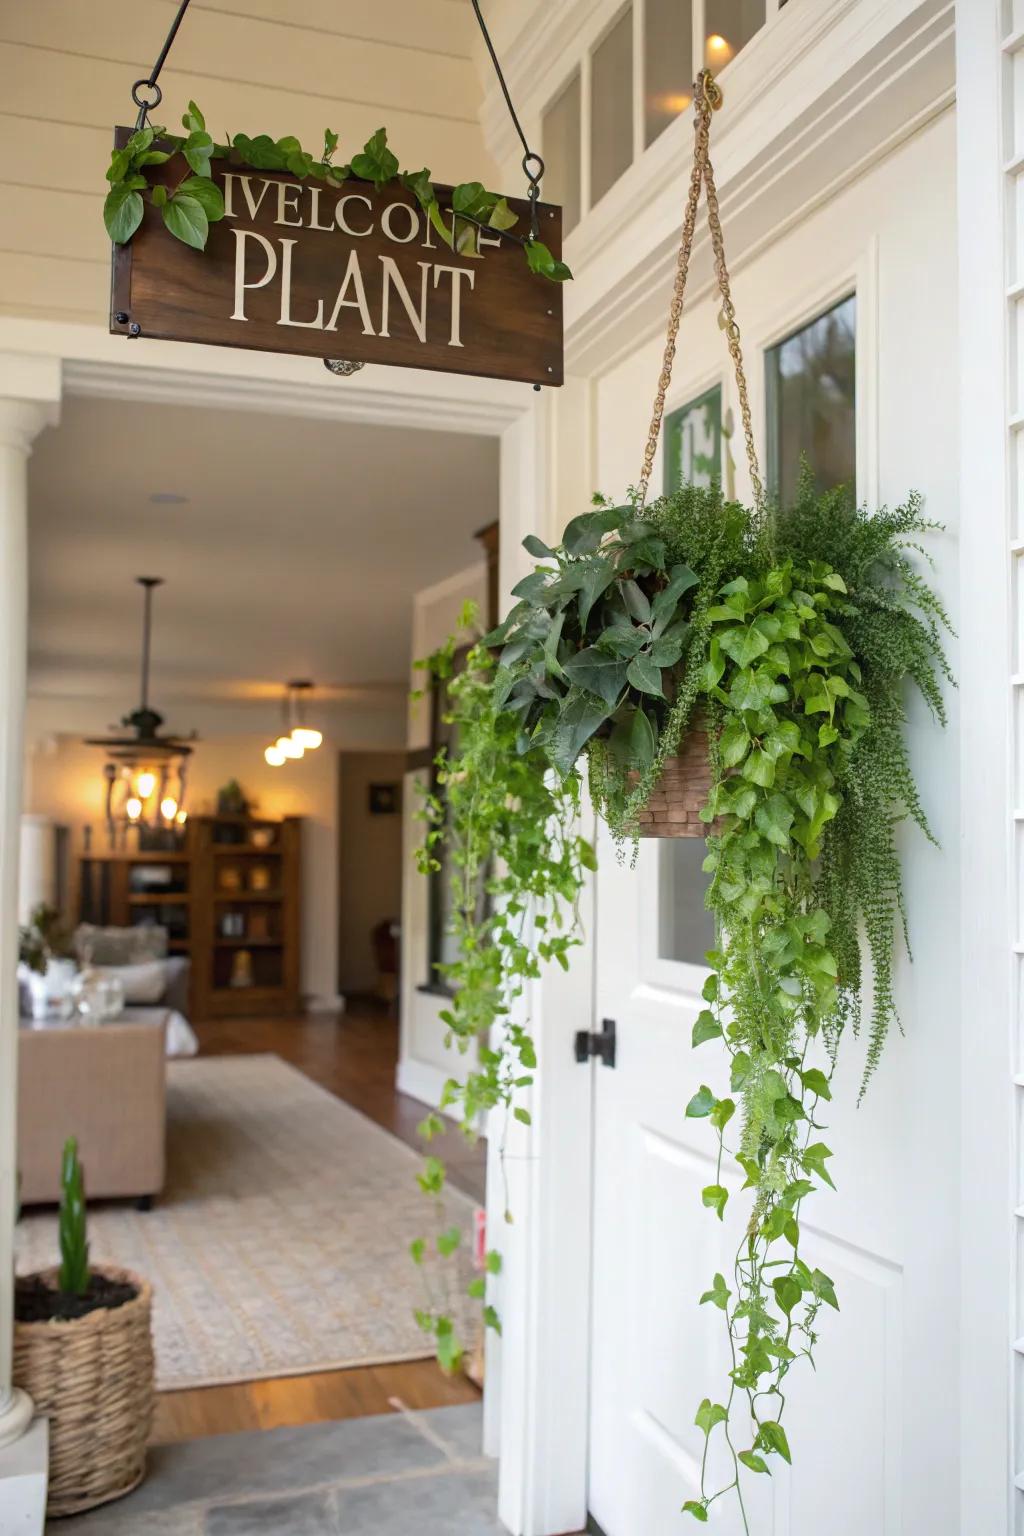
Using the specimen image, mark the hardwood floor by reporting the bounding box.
[152,999,485,1443]
[152,1358,479,1445]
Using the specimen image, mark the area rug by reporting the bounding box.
[16,1054,478,1391]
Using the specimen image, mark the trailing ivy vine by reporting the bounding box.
[409,609,595,1368]
[416,477,951,1526]
[103,101,571,282]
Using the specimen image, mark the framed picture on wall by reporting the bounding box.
[368,783,400,816]
[663,383,723,493]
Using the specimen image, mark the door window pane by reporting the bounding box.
[542,72,582,237]
[663,385,722,493]
[658,839,715,965]
[591,7,634,207]
[766,295,856,506]
[705,0,766,67]
[644,0,693,148]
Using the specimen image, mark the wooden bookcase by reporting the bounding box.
[190,815,301,1021]
[77,813,302,1022]
[79,847,194,956]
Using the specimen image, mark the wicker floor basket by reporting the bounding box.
[13,1265,154,1518]
[630,722,714,838]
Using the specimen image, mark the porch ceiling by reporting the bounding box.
[26,394,496,707]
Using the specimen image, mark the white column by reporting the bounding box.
[0,364,59,1460]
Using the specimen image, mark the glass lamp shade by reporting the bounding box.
[265,744,286,767]
[276,735,304,760]
[291,727,323,749]
[125,796,143,821]
[160,796,178,821]
[135,770,157,800]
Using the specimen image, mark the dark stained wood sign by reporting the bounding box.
[109,129,563,387]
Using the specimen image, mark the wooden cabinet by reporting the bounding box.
[78,814,302,1022]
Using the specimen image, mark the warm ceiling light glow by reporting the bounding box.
[125,796,143,821]
[176,809,188,825]
[265,744,286,767]
[291,727,323,750]
[160,797,178,821]
[654,91,692,114]
[135,770,157,800]
[706,32,733,61]
[276,735,304,759]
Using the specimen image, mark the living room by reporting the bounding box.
[11,382,499,1527]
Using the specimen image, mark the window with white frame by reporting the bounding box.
[541,71,582,236]
[765,294,856,506]
[540,0,777,228]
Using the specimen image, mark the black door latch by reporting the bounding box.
[574,1017,617,1068]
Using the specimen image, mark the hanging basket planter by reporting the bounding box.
[14,1265,155,1517]
[628,717,716,838]
[414,62,953,1534]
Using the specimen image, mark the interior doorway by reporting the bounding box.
[337,750,406,1009]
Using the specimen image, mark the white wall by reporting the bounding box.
[23,692,406,1005]
[398,561,487,1108]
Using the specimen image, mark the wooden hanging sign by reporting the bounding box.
[108,129,564,387]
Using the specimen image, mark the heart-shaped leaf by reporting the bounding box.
[104,183,144,243]
[162,193,209,250]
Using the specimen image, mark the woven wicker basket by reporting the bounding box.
[14,1265,154,1518]
[630,721,714,838]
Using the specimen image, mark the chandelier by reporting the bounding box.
[264,680,323,767]
[84,577,196,833]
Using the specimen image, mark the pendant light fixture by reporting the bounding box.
[264,680,323,767]
[84,577,196,833]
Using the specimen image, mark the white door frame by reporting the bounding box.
[0,315,591,1518]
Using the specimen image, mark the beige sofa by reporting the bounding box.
[18,1019,167,1206]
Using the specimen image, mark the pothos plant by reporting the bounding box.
[103,101,571,282]
[415,474,951,1527]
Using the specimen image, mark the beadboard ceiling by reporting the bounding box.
[27,394,496,708]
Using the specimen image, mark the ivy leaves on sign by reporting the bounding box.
[102,109,572,283]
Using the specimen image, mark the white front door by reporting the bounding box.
[586,826,958,1535]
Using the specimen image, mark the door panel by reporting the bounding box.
[587,828,913,1536]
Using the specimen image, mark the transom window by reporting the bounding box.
[541,0,778,228]
[766,294,856,505]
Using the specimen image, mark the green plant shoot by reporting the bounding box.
[58,1136,89,1297]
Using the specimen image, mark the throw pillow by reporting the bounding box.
[75,923,168,965]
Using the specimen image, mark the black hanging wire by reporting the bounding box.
[469,0,544,239]
[131,0,193,129]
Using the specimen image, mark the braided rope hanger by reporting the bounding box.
[637,72,764,513]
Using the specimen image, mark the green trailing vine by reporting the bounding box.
[409,607,595,1368]
[103,101,571,282]
[415,476,951,1525]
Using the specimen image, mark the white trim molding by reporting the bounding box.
[477,0,953,384]
[955,4,1017,1528]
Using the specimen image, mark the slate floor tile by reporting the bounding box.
[205,1489,337,1536]
[108,1411,444,1514]
[407,1402,485,1463]
[334,1468,503,1535]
